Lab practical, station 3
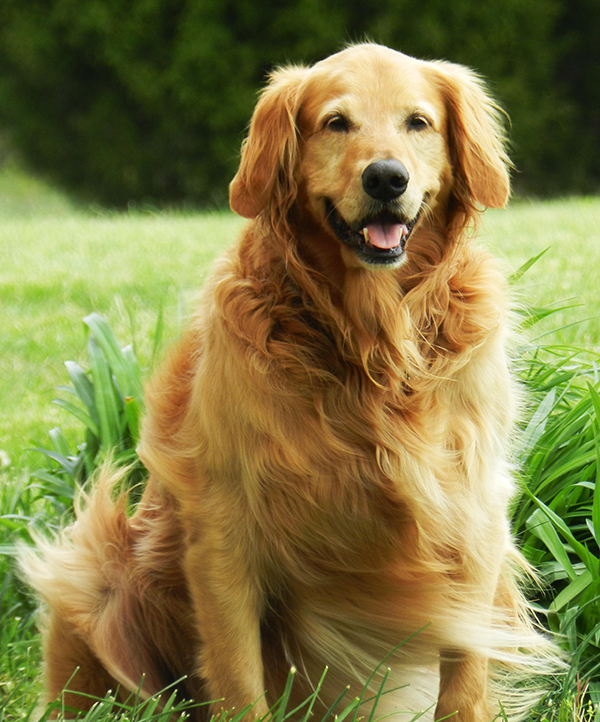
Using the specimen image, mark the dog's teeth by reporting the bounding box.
[362,227,371,244]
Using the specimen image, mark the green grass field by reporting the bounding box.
[1,162,600,721]
[1,167,597,467]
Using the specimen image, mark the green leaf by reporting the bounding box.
[550,570,593,612]
[295,667,328,722]
[589,381,600,422]
[518,387,556,460]
[508,247,550,285]
[332,697,361,722]
[151,304,165,368]
[537,447,599,492]
[32,449,79,479]
[30,469,76,500]
[526,507,577,581]
[52,398,99,437]
[87,335,121,450]
[273,667,295,722]
[124,396,141,444]
[524,489,600,576]
[320,685,351,722]
[65,360,97,419]
[366,667,391,722]
[560,605,581,654]
[55,384,77,396]
[30,468,66,485]
[349,625,430,722]
[49,426,70,457]
[84,313,143,402]
[530,316,596,343]
[520,302,582,330]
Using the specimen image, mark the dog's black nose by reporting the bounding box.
[361,160,409,202]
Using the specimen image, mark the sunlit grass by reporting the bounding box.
[0,205,244,462]
[3,194,598,464]
[482,197,600,348]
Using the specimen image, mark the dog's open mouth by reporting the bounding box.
[325,199,421,266]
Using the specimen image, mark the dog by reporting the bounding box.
[22,43,559,722]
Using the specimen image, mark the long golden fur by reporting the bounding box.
[22,44,559,722]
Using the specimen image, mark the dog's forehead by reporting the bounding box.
[301,46,443,126]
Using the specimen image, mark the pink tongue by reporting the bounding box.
[364,223,407,249]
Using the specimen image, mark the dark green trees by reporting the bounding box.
[0,0,595,206]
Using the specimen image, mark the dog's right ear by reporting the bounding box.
[229,66,308,220]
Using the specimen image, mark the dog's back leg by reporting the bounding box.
[42,612,118,714]
[21,468,204,717]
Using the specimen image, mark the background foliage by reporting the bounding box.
[0,0,598,207]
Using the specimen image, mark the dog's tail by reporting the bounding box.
[19,464,201,711]
[483,545,567,721]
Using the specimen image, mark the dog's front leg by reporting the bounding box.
[183,518,269,719]
[434,537,508,722]
[435,650,490,722]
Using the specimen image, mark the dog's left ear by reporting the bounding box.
[429,61,511,209]
[229,65,308,220]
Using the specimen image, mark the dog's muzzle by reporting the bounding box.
[325,199,421,267]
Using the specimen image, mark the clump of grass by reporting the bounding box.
[506,255,600,712]
[0,603,41,720]
[29,312,151,513]
[512,342,600,706]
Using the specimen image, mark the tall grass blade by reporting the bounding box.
[508,246,550,284]
[366,667,391,722]
[30,468,76,501]
[49,426,71,458]
[32,448,79,479]
[65,360,97,419]
[519,388,556,460]
[320,686,351,722]
[87,336,121,450]
[151,304,165,368]
[51,398,99,437]
[526,507,577,580]
[519,301,582,331]
[84,312,144,402]
[550,570,594,613]
[333,697,361,722]
[272,667,296,722]
[525,490,600,576]
[125,396,141,444]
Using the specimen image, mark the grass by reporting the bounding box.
[0,166,245,464]
[482,197,600,348]
[1,162,600,721]
[1,164,598,464]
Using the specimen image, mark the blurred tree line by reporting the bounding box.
[0,0,598,207]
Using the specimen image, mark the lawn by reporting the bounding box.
[1,162,600,721]
[1,172,597,466]
[0,167,245,464]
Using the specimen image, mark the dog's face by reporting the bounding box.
[230,44,510,272]
[297,47,452,268]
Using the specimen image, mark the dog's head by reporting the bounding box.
[230,44,509,271]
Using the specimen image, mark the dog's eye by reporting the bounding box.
[407,115,430,131]
[325,114,351,133]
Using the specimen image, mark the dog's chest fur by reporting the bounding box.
[170,237,516,587]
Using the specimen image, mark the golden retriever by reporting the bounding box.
[23,43,558,722]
